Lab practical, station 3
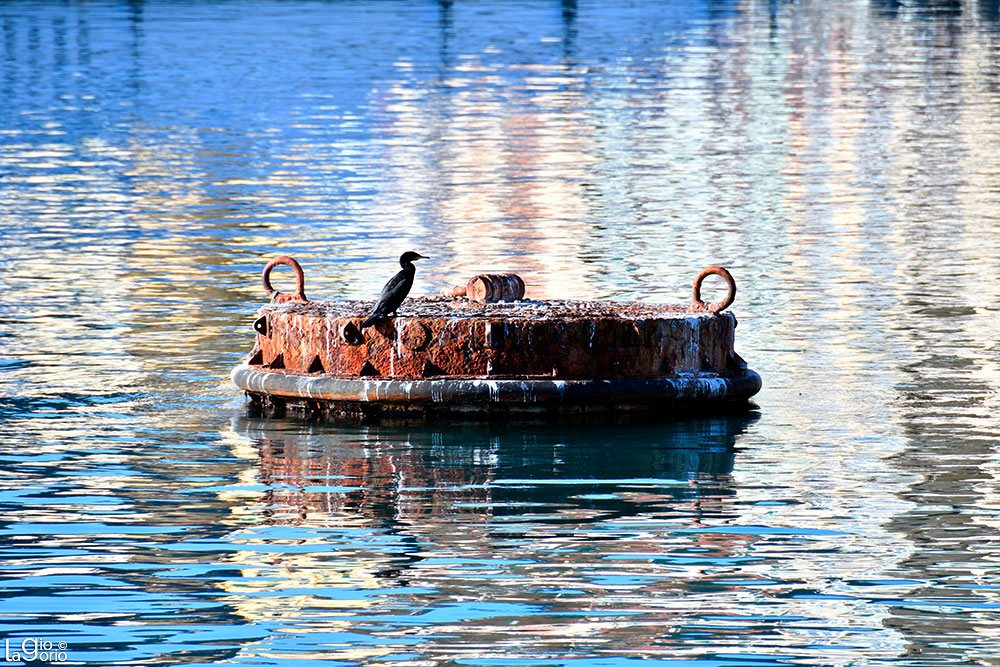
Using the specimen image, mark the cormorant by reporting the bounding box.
[359,251,428,329]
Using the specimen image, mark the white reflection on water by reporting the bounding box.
[1,0,1000,665]
[204,418,917,664]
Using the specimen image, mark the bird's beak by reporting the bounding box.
[418,254,429,259]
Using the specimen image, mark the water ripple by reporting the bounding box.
[2,0,1000,665]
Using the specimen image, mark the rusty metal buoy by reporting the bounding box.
[233,258,760,422]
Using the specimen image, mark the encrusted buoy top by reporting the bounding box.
[262,296,694,321]
[247,258,744,381]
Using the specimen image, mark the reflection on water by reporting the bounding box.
[2,0,1000,664]
[214,418,749,664]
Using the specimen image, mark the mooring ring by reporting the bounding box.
[262,256,308,303]
[691,266,736,313]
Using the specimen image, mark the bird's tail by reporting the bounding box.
[359,315,379,330]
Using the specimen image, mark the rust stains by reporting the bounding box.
[246,260,747,382]
[250,297,740,380]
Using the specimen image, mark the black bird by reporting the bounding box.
[359,251,428,329]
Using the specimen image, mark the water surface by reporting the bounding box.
[2,0,1000,664]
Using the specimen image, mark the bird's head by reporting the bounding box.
[399,251,428,266]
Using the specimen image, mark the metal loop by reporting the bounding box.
[261,256,308,304]
[691,266,736,313]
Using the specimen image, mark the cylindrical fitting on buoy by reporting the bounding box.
[465,274,525,303]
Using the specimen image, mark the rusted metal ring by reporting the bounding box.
[692,266,736,313]
[262,256,308,304]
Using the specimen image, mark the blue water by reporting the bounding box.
[2,0,1000,664]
